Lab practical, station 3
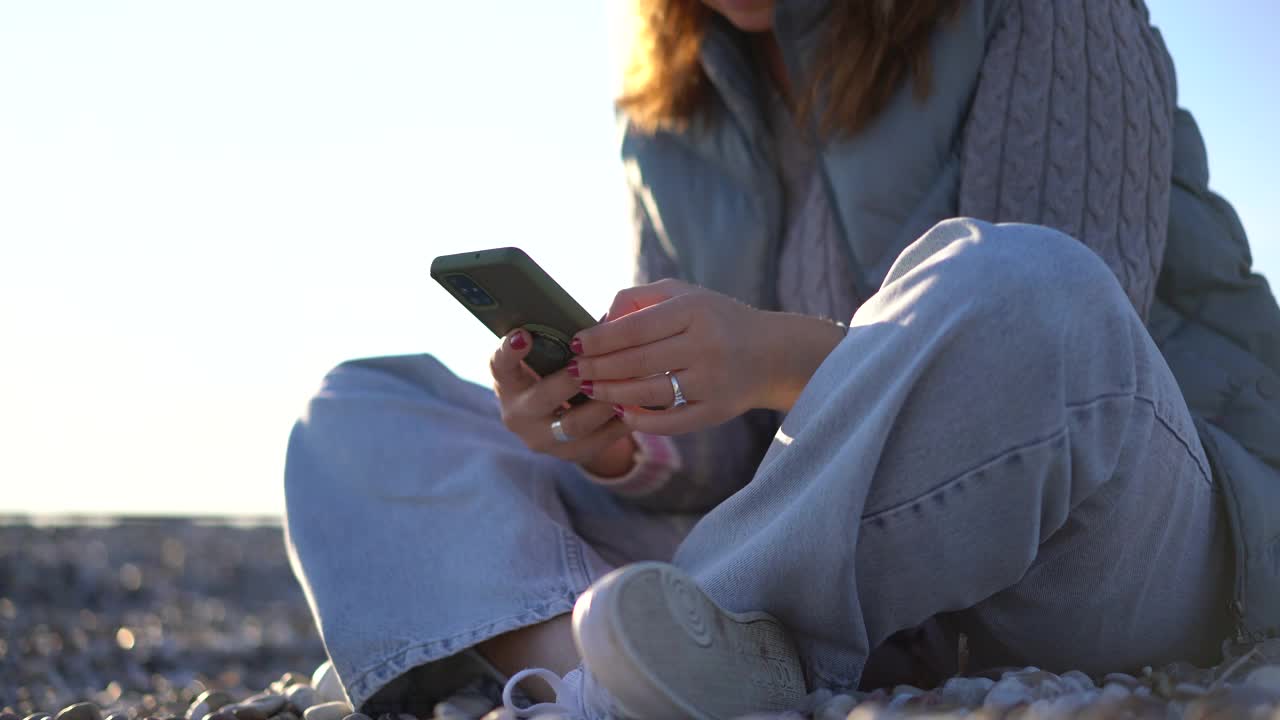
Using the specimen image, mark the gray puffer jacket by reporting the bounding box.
[620,0,1280,642]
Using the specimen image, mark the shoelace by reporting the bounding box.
[502,667,582,718]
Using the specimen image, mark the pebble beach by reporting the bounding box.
[3,518,1279,720]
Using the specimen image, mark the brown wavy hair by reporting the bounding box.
[618,0,963,137]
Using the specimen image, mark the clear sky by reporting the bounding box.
[1,2,1276,516]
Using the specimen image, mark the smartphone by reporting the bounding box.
[431,247,596,395]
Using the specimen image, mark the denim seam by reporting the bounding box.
[861,425,1070,523]
[860,389,1181,522]
[343,592,579,706]
[1135,394,1213,487]
[561,526,595,590]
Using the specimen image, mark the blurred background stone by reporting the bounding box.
[0,518,326,718]
[4,517,1280,720]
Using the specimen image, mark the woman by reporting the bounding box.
[285,0,1280,718]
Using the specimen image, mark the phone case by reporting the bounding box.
[431,247,597,379]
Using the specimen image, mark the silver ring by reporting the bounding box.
[551,417,571,443]
[668,371,687,408]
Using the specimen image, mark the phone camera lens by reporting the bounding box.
[447,274,495,307]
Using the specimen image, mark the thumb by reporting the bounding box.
[490,329,537,395]
[607,279,692,321]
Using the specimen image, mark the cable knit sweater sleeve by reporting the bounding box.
[958,0,1175,321]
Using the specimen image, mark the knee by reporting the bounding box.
[284,359,374,499]
[900,218,1132,328]
[292,354,436,429]
[319,353,458,397]
[283,353,456,493]
[965,219,1122,308]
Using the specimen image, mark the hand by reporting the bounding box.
[490,329,638,477]
[568,279,846,435]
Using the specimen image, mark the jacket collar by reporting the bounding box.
[697,1,829,148]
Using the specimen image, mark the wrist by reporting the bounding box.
[581,433,638,478]
[757,310,846,412]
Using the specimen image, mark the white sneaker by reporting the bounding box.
[502,664,625,719]
[503,561,808,719]
[311,659,350,705]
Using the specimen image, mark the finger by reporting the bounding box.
[617,402,718,436]
[516,366,585,419]
[572,333,691,381]
[550,400,623,444]
[582,369,696,408]
[561,416,635,463]
[603,278,692,321]
[490,330,537,395]
[542,411,632,460]
[574,293,696,357]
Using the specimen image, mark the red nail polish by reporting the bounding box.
[509,332,527,350]
[613,404,625,417]
[571,337,584,355]
[567,360,579,378]
[580,380,594,397]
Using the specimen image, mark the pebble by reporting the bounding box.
[1098,682,1133,701]
[938,676,994,706]
[1102,672,1140,689]
[1073,693,1168,720]
[55,704,101,720]
[1061,670,1097,691]
[272,713,300,720]
[1246,664,1280,692]
[201,712,236,720]
[430,706,468,720]
[885,692,917,711]
[1173,682,1209,700]
[235,696,286,718]
[248,695,287,712]
[231,709,266,720]
[985,669,1074,708]
[103,715,128,720]
[793,688,832,715]
[285,686,316,713]
[813,693,856,720]
[312,666,346,707]
[1185,686,1280,719]
[1,714,20,720]
[302,702,351,720]
[188,692,234,720]
[340,715,371,720]
[199,692,234,712]
[478,711,515,720]
[22,715,51,720]
[434,694,493,718]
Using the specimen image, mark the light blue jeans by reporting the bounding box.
[284,219,1232,710]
